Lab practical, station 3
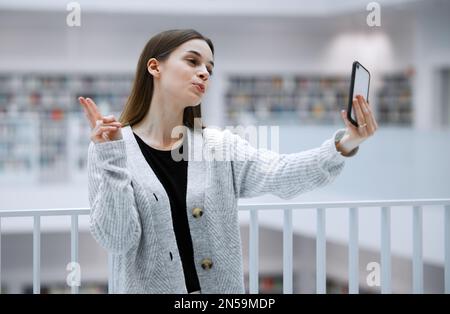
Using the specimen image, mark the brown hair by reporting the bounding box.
[119,29,214,129]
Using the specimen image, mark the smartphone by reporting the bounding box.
[347,61,370,127]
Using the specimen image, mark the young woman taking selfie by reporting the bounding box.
[78,29,377,294]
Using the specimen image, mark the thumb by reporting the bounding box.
[341,110,352,128]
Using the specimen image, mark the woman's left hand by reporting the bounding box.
[336,95,378,155]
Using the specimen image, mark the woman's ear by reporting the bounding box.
[147,58,161,78]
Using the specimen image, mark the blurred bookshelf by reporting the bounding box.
[0,113,39,184]
[225,75,348,126]
[0,70,413,184]
[225,72,413,126]
[377,72,413,125]
[0,72,132,184]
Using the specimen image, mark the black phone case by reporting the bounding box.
[347,61,371,127]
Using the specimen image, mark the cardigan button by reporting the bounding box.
[192,207,204,219]
[201,258,213,270]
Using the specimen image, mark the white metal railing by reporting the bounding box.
[240,199,450,294]
[0,208,90,294]
[0,199,449,294]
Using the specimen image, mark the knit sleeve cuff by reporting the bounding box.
[93,139,127,168]
[332,128,359,159]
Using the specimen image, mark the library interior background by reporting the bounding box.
[0,0,450,293]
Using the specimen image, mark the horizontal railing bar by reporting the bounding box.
[238,199,450,211]
[0,208,90,217]
[1,199,450,217]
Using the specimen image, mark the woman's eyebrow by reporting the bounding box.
[185,50,214,67]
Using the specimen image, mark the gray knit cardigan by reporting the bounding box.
[87,125,357,294]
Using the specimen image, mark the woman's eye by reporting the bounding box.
[188,59,213,76]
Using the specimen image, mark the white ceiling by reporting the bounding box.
[0,0,424,16]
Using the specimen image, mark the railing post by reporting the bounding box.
[413,206,423,294]
[349,207,359,294]
[249,209,259,294]
[316,208,326,294]
[381,207,391,294]
[71,214,79,294]
[108,253,113,294]
[445,205,450,294]
[0,218,2,294]
[283,209,293,294]
[33,215,41,294]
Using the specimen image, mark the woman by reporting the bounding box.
[79,29,377,294]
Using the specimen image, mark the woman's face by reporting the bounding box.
[151,39,214,108]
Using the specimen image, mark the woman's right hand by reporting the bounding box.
[78,97,123,143]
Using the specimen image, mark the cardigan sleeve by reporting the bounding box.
[87,139,142,254]
[227,128,358,199]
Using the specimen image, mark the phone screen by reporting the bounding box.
[349,62,370,125]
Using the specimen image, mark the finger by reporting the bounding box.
[354,97,366,124]
[78,97,89,116]
[365,101,378,135]
[103,121,122,127]
[95,119,121,127]
[78,96,89,114]
[79,97,96,128]
[354,97,368,137]
[341,110,358,133]
[85,98,102,121]
[93,126,118,137]
[358,96,376,130]
[360,100,375,135]
[367,102,378,130]
[102,115,118,123]
[79,97,91,113]
[357,96,378,131]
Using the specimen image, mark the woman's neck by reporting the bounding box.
[131,100,185,150]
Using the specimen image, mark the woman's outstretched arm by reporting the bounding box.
[229,95,377,199]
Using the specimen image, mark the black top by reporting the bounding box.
[133,132,201,293]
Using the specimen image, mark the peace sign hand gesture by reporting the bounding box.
[78,97,123,144]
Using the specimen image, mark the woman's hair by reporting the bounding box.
[119,29,214,130]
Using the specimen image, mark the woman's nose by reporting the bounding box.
[197,68,209,80]
[198,73,208,80]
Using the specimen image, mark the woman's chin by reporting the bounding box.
[185,98,202,108]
